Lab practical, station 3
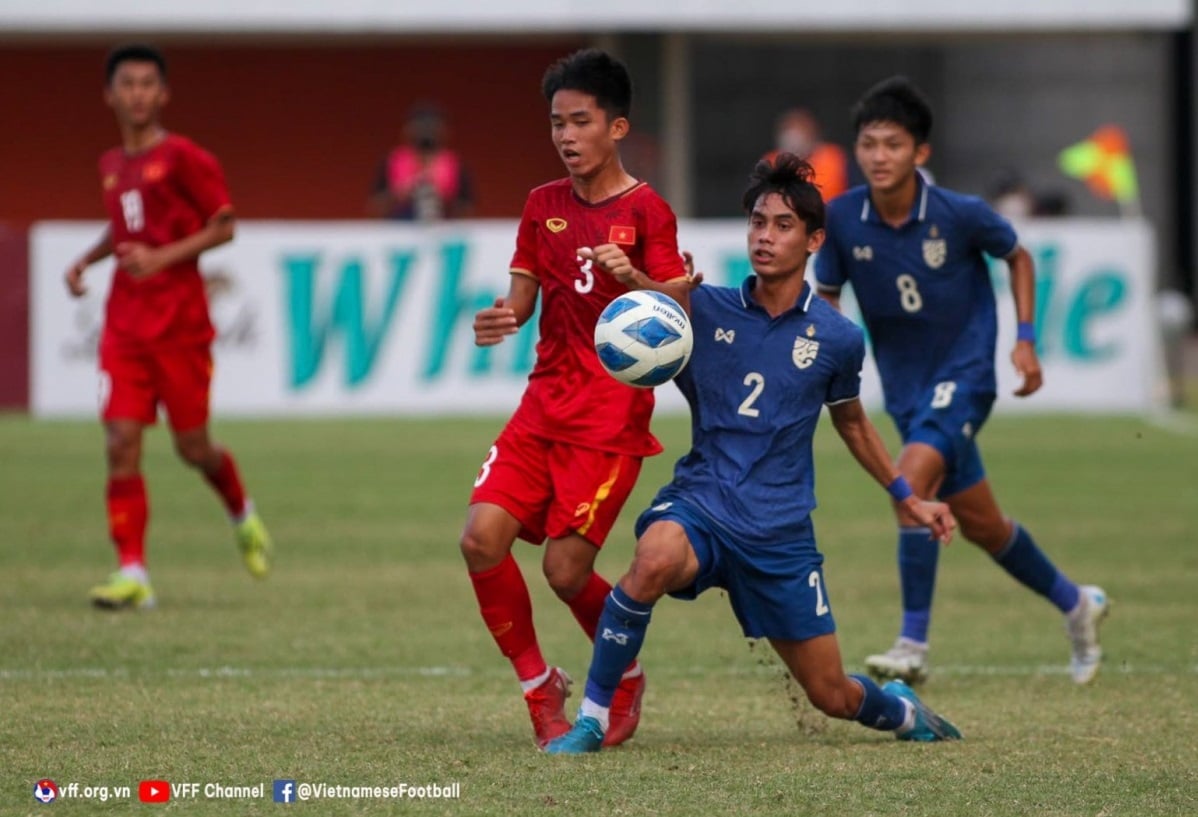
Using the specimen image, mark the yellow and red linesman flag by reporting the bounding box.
[609,225,636,246]
[1057,125,1139,205]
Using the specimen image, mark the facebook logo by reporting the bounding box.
[273,780,296,803]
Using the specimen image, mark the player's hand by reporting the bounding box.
[681,250,704,288]
[115,242,165,278]
[1011,341,1043,397]
[579,244,637,287]
[473,297,519,347]
[65,260,88,297]
[903,497,956,545]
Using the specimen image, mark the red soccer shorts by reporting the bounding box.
[99,337,213,432]
[469,423,644,548]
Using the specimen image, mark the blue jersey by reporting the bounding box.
[664,278,865,547]
[814,177,1017,426]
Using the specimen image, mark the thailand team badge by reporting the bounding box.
[792,337,820,369]
[922,224,947,269]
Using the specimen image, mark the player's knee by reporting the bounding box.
[173,437,210,468]
[542,560,588,600]
[625,549,681,598]
[105,429,139,471]
[804,681,856,719]
[459,527,506,571]
[961,517,1008,552]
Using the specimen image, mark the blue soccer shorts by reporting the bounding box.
[635,494,836,642]
[901,383,995,497]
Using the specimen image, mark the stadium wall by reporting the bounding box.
[0,225,30,409]
[30,219,1162,418]
[0,41,581,223]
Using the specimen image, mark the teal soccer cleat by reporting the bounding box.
[884,680,963,742]
[544,715,605,755]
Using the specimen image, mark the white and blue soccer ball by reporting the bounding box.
[594,290,693,388]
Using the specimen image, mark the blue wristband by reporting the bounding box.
[887,476,913,502]
[1016,321,1036,343]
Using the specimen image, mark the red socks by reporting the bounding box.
[204,450,247,518]
[107,475,148,567]
[566,571,613,641]
[469,554,546,681]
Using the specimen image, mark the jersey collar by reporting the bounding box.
[739,276,815,314]
[860,172,929,227]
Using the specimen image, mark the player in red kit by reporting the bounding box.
[65,44,272,610]
[463,49,692,749]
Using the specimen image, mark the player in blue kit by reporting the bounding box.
[814,77,1108,685]
[545,154,962,754]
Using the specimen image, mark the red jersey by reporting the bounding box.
[509,179,686,456]
[99,133,232,344]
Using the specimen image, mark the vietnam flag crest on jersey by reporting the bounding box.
[609,225,636,245]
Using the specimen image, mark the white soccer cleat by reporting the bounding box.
[865,637,929,684]
[1066,585,1110,684]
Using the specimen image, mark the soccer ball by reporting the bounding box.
[594,290,693,388]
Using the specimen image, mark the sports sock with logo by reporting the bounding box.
[107,474,148,568]
[469,554,547,682]
[583,585,654,709]
[849,673,909,731]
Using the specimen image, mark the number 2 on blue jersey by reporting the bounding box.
[738,372,765,417]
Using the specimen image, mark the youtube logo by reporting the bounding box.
[139,780,170,803]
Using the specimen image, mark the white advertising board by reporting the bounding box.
[30,218,1161,419]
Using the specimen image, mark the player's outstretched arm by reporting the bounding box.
[473,273,538,347]
[65,227,115,297]
[116,210,235,279]
[827,398,955,544]
[1006,245,1043,397]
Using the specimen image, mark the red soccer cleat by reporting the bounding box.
[603,670,646,747]
[525,667,572,749]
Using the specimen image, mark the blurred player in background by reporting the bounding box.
[464,48,690,749]
[65,44,272,610]
[547,155,961,754]
[764,108,850,202]
[815,76,1108,684]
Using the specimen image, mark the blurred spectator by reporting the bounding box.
[368,105,474,221]
[987,168,1070,219]
[765,108,849,201]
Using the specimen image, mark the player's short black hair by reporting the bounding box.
[105,43,167,84]
[542,48,632,121]
[742,153,825,234]
[851,76,933,144]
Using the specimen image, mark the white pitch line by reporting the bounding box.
[0,664,1194,682]
[1145,409,1198,437]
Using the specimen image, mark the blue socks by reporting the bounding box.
[583,585,654,708]
[850,674,909,731]
[898,527,938,643]
[994,522,1079,613]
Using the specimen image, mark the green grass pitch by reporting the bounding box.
[2,413,1196,815]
